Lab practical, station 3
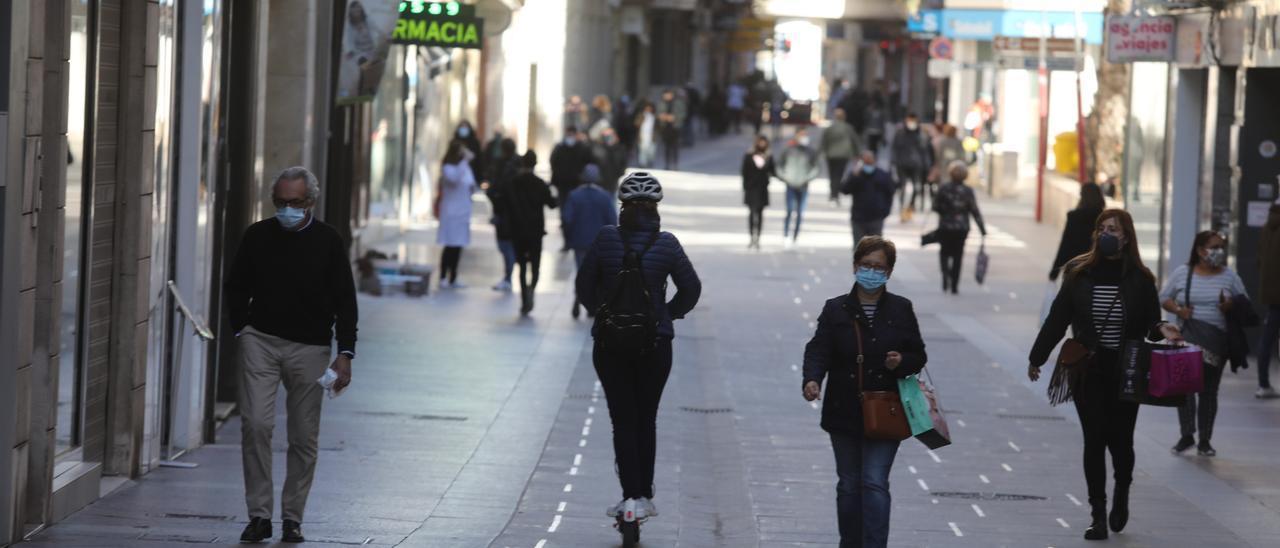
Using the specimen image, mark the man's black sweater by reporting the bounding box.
[225,217,358,353]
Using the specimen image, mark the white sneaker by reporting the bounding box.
[451,281,468,289]
[439,280,453,290]
[783,238,795,250]
[491,280,512,292]
[606,499,626,518]
[1257,387,1279,399]
[639,498,658,517]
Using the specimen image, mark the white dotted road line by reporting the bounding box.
[971,504,985,518]
[1056,518,1070,528]
[557,501,566,512]
[948,522,963,537]
[535,540,547,548]
[1001,463,1013,472]
[578,439,586,448]
[1066,493,1082,506]
[569,467,578,476]
[547,514,561,533]
[1008,441,1021,453]
[908,466,918,475]
[979,474,990,484]
[563,483,572,492]
[956,419,967,428]
[917,479,930,491]
[927,450,941,463]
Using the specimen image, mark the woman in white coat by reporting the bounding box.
[436,139,477,288]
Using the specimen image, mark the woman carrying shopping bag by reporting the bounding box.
[1160,231,1249,457]
[1028,209,1183,541]
[802,236,927,548]
[932,160,986,294]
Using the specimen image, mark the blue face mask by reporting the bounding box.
[862,165,875,174]
[856,267,889,291]
[276,206,307,229]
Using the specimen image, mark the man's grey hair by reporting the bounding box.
[948,160,968,182]
[273,166,320,203]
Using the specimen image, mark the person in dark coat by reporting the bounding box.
[741,134,776,250]
[840,150,896,245]
[575,172,701,521]
[821,108,862,206]
[592,127,627,194]
[1029,209,1183,541]
[563,164,618,318]
[484,138,519,292]
[803,236,926,548]
[454,120,483,181]
[1256,199,1280,398]
[890,112,933,216]
[505,151,558,316]
[550,127,591,249]
[931,161,987,294]
[1050,183,1105,281]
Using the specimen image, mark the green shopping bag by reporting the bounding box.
[898,375,933,436]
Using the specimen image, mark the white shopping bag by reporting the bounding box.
[317,368,347,399]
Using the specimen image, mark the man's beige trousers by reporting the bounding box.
[238,326,330,522]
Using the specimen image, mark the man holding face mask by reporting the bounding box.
[225,166,358,543]
[840,150,897,245]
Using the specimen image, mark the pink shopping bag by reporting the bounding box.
[1148,346,1204,398]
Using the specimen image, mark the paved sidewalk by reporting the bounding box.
[20,133,1280,547]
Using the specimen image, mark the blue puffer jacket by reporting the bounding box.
[575,218,701,338]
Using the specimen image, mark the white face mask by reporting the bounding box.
[797,137,810,146]
[905,122,919,131]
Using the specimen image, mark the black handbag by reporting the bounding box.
[921,229,939,247]
[1118,340,1188,407]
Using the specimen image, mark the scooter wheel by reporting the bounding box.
[617,519,640,547]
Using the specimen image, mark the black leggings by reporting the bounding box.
[747,205,765,240]
[897,167,925,211]
[826,158,848,201]
[1178,361,1226,442]
[594,338,674,500]
[515,243,542,308]
[439,246,463,282]
[937,230,967,292]
[1073,348,1139,504]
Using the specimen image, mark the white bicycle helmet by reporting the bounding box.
[618,171,663,202]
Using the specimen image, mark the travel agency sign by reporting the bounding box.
[1106,15,1176,63]
[393,1,485,50]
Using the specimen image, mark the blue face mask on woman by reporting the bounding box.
[856,267,889,291]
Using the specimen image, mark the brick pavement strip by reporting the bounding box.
[21,135,1280,548]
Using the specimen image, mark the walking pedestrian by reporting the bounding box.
[741,134,776,250]
[589,94,614,142]
[614,94,637,153]
[840,150,896,245]
[225,166,358,544]
[1161,231,1250,456]
[551,127,591,250]
[575,172,701,523]
[636,101,658,168]
[1029,209,1184,541]
[563,163,618,318]
[504,150,558,316]
[657,89,685,170]
[1050,183,1106,281]
[1256,198,1280,398]
[930,124,965,187]
[484,138,519,292]
[931,161,986,294]
[776,128,821,248]
[803,236,926,548]
[862,97,885,154]
[891,113,933,217]
[683,83,701,145]
[727,81,747,134]
[821,108,862,206]
[454,120,483,181]
[436,139,478,289]
[592,127,626,195]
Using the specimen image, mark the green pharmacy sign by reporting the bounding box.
[394,1,484,50]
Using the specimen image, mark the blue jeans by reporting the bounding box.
[784,186,809,239]
[496,237,516,282]
[830,432,900,548]
[1260,305,1280,389]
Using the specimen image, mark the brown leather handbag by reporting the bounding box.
[855,321,913,441]
[1047,291,1121,406]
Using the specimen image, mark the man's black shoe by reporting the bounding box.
[239,517,272,543]
[282,520,305,543]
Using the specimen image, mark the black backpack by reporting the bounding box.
[595,229,660,354]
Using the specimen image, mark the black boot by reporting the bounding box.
[1110,483,1130,532]
[1084,498,1108,540]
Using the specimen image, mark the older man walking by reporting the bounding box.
[225,166,358,543]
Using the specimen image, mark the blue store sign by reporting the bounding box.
[910,9,1103,44]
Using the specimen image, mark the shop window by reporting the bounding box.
[57,0,94,456]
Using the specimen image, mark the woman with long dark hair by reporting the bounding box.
[1029,209,1183,540]
[1160,231,1248,457]
[1050,183,1106,281]
[803,236,926,548]
[575,172,701,524]
[435,139,476,288]
[741,134,775,250]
